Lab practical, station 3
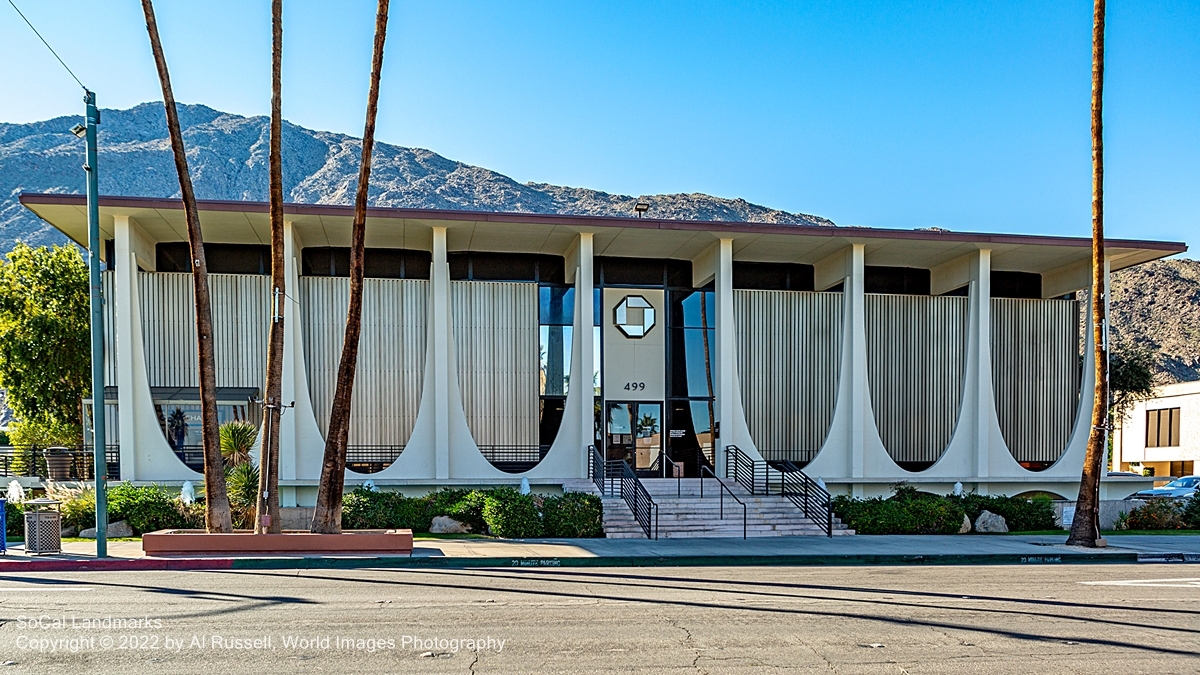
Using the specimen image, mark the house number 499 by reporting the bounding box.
[623,382,646,391]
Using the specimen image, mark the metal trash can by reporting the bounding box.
[23,498,61,555]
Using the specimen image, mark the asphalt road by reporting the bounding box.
[0,563,1197,674]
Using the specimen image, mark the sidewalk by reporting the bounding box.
[2,534,1198,572]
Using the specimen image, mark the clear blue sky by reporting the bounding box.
[2,1,1196,250]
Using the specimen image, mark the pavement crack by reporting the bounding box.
[468,649,480,674]
[667,617,705,674]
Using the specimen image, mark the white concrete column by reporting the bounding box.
[431,227,451,479]
[845,244,868,484]
[113,216,199,481]
[576,233,595,477]
[113,216,139,480]
[715,238,735,476]
[972,250,993,486]
[278,222,326,505]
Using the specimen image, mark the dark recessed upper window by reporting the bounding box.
[864,266,931,295]
[595,257,693,288]
[732,262,815,291]
[447,252,564,283]
[301,247,431,279]
[991,271,1041,299]
[156,243,271,275]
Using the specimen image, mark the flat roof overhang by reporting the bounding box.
[19,193,1187,278]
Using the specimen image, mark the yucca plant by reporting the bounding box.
[219,421,258,467]
[225,461,260,530]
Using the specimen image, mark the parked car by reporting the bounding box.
[1131,476,1199,500]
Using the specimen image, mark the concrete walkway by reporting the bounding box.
[2,534,1198,570]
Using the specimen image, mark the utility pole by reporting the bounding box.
[84,90,108,558]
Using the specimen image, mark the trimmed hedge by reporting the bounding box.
[340,486,602,538]
[832,484,1060,535]
[543,493,603,538]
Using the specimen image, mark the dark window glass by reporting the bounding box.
[669,290,714,328]
[1147,408,1181,448]
[539,398,567,449]
[447,252,564,282]
[104,239,115,270]
[539,286,575,325]
[666,399,716,473]
[668,327,715,398]
[991,271,1041,299]
[157,243,270,274]
[666,260,692,288]
[732,262,815,291]
[301,247,430,279]
[599,256,664,286]
[864,266,931,295]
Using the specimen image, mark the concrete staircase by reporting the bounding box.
[581,478,854,539]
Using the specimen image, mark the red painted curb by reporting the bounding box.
[0,558,235,573]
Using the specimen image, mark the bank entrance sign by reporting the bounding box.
[614,295,656,338]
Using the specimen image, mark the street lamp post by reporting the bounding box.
[80,90,108,558]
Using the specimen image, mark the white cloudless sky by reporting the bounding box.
[1,1,1196,251]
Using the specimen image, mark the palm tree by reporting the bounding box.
[255,0,286,535]
[1067,0,1108,548]
[140,0,232,533]
[311,0,391,533]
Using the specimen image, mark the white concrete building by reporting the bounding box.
[1114,380,1200,480]
[20,193,1187,506]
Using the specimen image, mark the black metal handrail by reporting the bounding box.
[589,445,658,539]
[0,445,120,481]
[617,459,658,539]
[700,464,746,539]
[653,447,682,496]
[726,445,833,537]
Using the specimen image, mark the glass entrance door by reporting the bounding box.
[606,401,662,473]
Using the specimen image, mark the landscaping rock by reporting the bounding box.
[958,514,971,534]
[974,510,1008,534]
[80,520,134,538]
[61,526,77,538]
[429,516,471,534]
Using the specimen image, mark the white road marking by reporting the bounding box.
[1080,578,1200,587]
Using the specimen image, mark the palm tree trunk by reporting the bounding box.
[311,0,390,533]
[1067,0,1108,547]
[141,0,232,533]
[255,0,286,535]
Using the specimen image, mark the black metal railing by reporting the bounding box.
[479,445,548,474]
[0,445,120,481]
[617,459,658,539]
[168,445,207,473]
[726,445,833,537]
[346,445,404,474]
[700,464,746,539]
[589,445,658,539]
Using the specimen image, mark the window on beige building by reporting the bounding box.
[1146,407,1181,448]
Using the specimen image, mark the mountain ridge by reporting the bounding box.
[1,103,1195,383]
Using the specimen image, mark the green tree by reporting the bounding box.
[0,243,90,444]
[1110,341,1157,423]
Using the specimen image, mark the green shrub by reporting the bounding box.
[45,482,96,532]
[341,488,434,532]
[107,483,191,535]
[482,487,542,538]
[832,488,965,535]
[1125,499,1186,530]
[5,500,22,539]
[443,490,488,533]
[543,493,602,538]
[1182,497,1200,529]
[946,493,1058,532]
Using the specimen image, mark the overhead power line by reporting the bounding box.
[7,0,87,90]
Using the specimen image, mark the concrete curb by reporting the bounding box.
[0,551,1155,573]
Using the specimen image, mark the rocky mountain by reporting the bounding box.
[0,102,832,253]
[0,103,1195,383]
[1110,258,1200,383]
